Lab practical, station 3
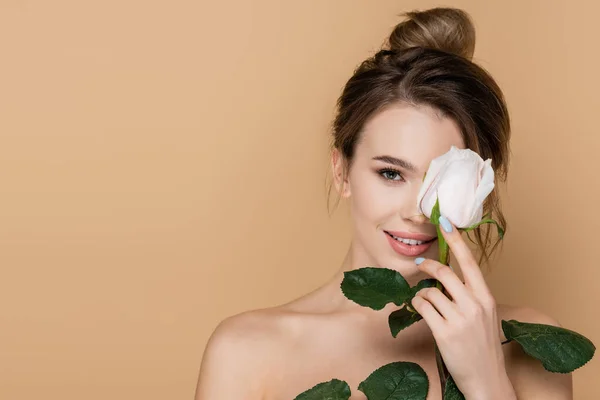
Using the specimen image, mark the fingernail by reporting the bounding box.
[439,215,453,233]
[415,257,425,265]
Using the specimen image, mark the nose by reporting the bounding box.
[401,184,428,224]
[400,199,428,224]
[406,211,427,224]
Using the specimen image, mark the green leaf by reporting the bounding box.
[358,361,429,400]
[294,379,351,400]
[443,375,465,400]
[462,217,504,240]
[341,267,411,310]
[408,279,439,299]
[388,279,437,337]
[502,319,596,373]
[389,307,423,338]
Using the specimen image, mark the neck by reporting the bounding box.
[336,239,431,286]
[322,240,431,316]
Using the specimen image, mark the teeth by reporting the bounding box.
[391,235,425,245]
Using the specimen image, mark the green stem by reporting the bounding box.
[432,218,506,396]
[434,340,449,396]
[436,224,450,266]
[434,224,451,396]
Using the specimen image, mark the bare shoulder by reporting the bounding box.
[194,308,289,400]
[498,303,563,326]
[498,303,574,399]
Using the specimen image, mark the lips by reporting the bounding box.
[384,231,437,257]
[384,230,436,242]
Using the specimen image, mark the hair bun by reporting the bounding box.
[388,7,476,60]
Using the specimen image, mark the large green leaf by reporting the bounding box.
[358,361,429,400]
[341,267,411,310]
[293,378,351,400]
[502,319,596,373]
[443,375,465,400]
[388,279,437,337]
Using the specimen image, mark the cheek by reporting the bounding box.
[350,173,404,219]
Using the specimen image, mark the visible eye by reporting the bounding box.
[378,168,405,183]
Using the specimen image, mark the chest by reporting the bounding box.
[265,330,446,400]
[263,313,517,400]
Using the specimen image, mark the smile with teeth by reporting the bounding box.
[387,233,435,246]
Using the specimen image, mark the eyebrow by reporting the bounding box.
[372,155,418,172]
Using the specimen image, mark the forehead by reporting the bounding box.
[358,103,466,171]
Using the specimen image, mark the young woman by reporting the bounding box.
[195,7,573,399]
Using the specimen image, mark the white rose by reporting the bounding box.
[416,146,495,228]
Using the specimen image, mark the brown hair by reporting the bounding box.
[325,7,511,270]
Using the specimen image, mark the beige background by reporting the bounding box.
[1,0,598,399]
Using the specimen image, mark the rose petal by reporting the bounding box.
[416,146,495,228]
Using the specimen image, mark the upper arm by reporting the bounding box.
[194,313,272,400]
[503,307,573,399]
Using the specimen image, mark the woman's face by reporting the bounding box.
[332,103,466,278]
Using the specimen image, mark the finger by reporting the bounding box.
[448,264,465,284]
[411,296,446,332]
[438,215,491,299]
[415,258,473,307]
[415,287,460,321]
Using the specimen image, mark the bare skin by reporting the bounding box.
[259,255,458,400]
[195,104,573,399]
[195,261,571,399]
[195,268,571,399]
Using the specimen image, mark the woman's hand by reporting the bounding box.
[411,215,516,400]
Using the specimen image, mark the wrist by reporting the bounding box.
[465,372,516,400]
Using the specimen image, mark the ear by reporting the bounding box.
[331,148,351,198]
